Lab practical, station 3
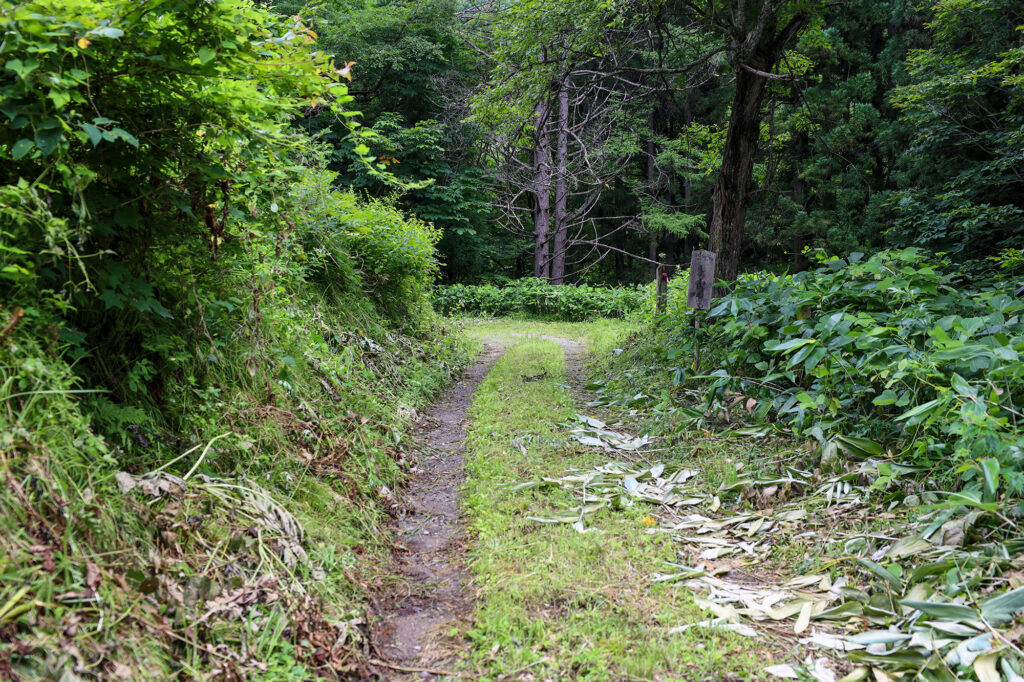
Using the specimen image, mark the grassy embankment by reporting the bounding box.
[1,288,469,680]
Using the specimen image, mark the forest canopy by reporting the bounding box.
[275,0,1023,284]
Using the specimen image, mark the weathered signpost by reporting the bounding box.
[653,249,716,315]
[685,249,716,367]
[686,250,716,311]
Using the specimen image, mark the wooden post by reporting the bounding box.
[655,263,675,312]
[686,250,716,311]
[687,249,716,370]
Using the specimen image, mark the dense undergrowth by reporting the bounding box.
[583,249,1024,679]
[492,316,1024,680]
[433,278,646,320]
[609,249,1024,492]
[1,0,466,678]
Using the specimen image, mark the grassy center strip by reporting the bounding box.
[460,334,764,681]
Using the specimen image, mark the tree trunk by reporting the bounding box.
[704,10,808,294]
[532,100,551,279]
[792,128,809,271]
[550,78,569,284]
[646,121,659,282]
[683,94,693,211]
[705,66,768,290]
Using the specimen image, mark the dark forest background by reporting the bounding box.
[268,0,1024,284]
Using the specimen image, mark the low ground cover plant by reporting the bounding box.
[570,254,1024,679]
[614,249,1024,490]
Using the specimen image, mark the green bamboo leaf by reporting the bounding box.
[855,558,904,591]
[918,491,998,512]
[898,599,977,621]
[895,398,942,422]
[764,337,816,354]
[812,601,863,620]
[979,458,1000,503]
[979,586,1024,625]
[834,435,884,459]
[909,560,957,583]
[846,649,928,667]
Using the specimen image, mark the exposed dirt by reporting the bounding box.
[372,339,506,679]
[372,334,585,679]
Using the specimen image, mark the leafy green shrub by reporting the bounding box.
[629,249,1024,489]
[337,196,440,287]
[0,0,466,677]
[295,175,441,328]
[434,278,646,320]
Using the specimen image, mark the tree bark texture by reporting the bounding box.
[705,8,808,292]
[550,78,569,284]
[646,131,659,282]
[532,100,551,280]
[792,128,808,271]
[705,64,769,287]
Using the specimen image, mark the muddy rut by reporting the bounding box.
[373,334,584,679]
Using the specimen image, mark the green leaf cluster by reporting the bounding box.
[434,278,646,320]
[0,0,466,676]
[638,249,1024,488]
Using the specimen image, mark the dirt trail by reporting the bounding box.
[372,339,504,678]
[373,333,584,679]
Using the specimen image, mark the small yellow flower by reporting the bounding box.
[196,129,205,137]
[641,516,657,526]
[77,37,91,49]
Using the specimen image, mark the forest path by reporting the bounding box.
[372,331,585,679]
[429,321,775,680]
[372,338,504,678]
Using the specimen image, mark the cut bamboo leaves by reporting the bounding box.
[512,447,1024,680]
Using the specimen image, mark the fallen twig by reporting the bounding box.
[0,307,24,338]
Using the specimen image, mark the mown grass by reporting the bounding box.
[460,317,637,357]
[460,332,767,681]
